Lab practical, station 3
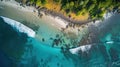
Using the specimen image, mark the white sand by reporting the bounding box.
[0,0,115,48]
[0,0,67,29]
[0,0,65,46]
[42,14,68,29]
[0,0,114,31]
[1,0,37,13]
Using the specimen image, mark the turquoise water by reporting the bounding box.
[0,13,120,67]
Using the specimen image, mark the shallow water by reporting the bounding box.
[0,1,120,67]
[0,17,76,67]
[0,1,90,49]
[0,13,120,67]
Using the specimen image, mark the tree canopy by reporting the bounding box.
[26,0,120,20]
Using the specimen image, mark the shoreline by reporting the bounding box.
[15,0,92,28]
[0,0,118,49]
[1,16,36,37]
[38,7,90,24]
[2,0,116,30]
[0,0,93,33]
[0,0,68,29]
[17,0,118,29]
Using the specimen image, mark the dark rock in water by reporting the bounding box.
[52,38,63,46]
[65,44,70,50]
[57,63,60,66]
[56,34,59,38]
[62,39,65,43]
[109,47,119,62]
[42,38,45,42]
[53,38,61,46]
[60,46,64,51]
[50,37,53,40]
[41,59,43,62]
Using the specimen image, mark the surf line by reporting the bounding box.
[69,40,117,55]
[0,16,36,37]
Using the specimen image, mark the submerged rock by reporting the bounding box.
[109,48,119,62]
[42,38,45,42]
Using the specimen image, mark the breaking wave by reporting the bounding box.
[69,12,115,54]
[69,45,92,54]
[0,16,35,37]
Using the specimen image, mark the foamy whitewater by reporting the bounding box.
[0,16,35,37]
[69,45,92,54]
[69,12,114,54]
[0,13,114,55]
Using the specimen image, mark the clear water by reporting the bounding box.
[0,11,120,67]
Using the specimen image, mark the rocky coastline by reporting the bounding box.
[1,0,119,49]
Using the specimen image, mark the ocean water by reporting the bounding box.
[0,13,120,67]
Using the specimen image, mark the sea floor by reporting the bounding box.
[0,1,120,67]
[0,0,89,48]
[0,15,120,67]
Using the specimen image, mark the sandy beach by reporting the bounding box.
[0,0,91,32]
[0,0,115,49]
[0,1,120,67]
[0,0,64,46]
[0,0,68,29]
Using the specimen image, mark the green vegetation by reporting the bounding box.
[60,0,120,20]
[24,0,120,20]
[30,0,47,5]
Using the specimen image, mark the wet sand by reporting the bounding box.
[0,0,98,48]
[0,0,115,49]
[0,0,64,46]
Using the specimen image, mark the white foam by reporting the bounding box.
[1,16,35,37]
[106,41,114,44]
[69,45,91,54]
[103,12,113,19]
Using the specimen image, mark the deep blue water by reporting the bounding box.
[0,13,120,67]
[0,51,12,67]
[0,17,28,67]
